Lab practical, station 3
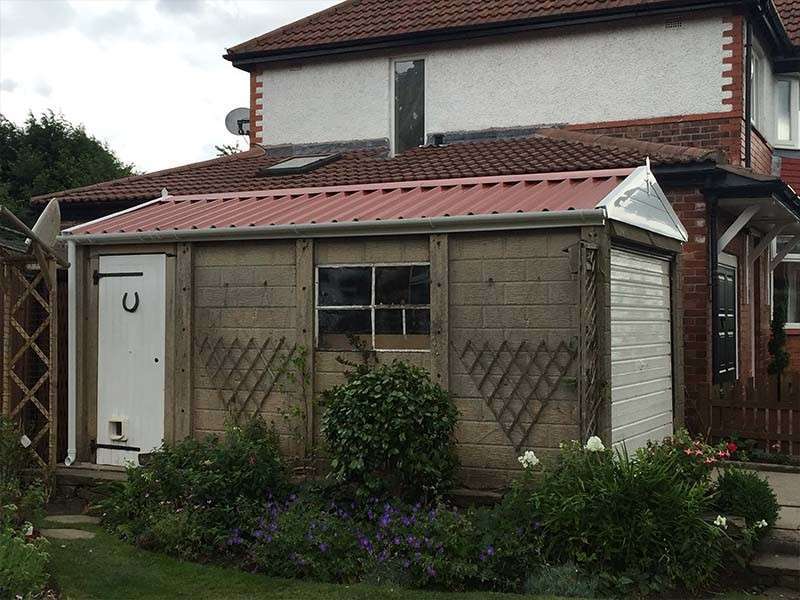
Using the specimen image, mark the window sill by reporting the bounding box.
[774,142,800,150]
[784,327,800,335]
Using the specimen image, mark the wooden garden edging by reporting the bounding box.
[708,374,800,456]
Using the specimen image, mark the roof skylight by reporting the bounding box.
[259,154,340,176]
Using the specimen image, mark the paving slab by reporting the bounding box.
[40,528,95,540]
[44,514,100,525]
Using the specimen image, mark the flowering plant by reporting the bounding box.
[584,436,605,452]
[517,450,540,469]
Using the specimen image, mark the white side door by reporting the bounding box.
[96,254,166,466]
[610,248,674,454]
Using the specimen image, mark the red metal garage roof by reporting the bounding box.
[66,168,632,237]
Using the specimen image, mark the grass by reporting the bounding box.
[46,524,773,600]
[47,524,566,600]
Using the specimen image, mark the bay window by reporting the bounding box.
[773,237,800,327]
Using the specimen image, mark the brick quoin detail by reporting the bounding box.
[721,14,744,116]
[249,72,264,146]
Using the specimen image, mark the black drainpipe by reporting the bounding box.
[744,19,753,168]
[709,195,720,384]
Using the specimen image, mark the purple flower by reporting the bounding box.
[402,559,411,569]
[227,529,243,546]
[318,542,329,553]
[426,565,437,577]
[392,536,402,546]
[379,514,391,528]
[486,545,495,557]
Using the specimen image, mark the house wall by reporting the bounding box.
[254,14,732,148]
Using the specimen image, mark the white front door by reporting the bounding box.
[96,254,166,466]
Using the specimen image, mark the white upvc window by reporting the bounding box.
[751,48,767,131]
[315,263,431,351]
[772,236,800,328]
[775,76,800,148]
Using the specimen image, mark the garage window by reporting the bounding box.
[316,264,431,351]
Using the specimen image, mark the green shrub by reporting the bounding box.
[321,360,458,499]
[529,440,721,595]
[715,467,780,531]
[0,528,50,599]
[99,416,287,560]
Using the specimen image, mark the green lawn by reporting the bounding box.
[47,525,564,600]
[46,524,770,600]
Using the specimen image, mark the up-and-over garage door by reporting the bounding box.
[610,248,674,453]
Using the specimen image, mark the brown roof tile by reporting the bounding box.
[34,132,720,207]
[775,0,800,45]
[227,0,685,57]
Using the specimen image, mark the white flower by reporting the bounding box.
[756,519,768,529]
[23,522,33,537]
[517,450,540,469]
[585,436,605,452]
[714,515,727,529]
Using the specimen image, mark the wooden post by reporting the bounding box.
[2,261,10,417]
[174,242,193,440]
[48,260,58,466]
[295,239,315,459]
[430,234,449,390]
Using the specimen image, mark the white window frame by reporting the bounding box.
[774,76,800,149]
[751,47,766,132]
[315,262,432,352]
[390,56,427,156]
[771,239,800,328]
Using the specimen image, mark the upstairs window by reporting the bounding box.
[317,264,431,351]
[775,77,799,148]
[751,48,766,131]
[393,59,425,154]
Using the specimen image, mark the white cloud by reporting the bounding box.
[0,0,339,173]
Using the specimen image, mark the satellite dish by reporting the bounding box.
[225,107,251,136]
[27,198,61,250]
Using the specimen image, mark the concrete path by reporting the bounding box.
[44,514,101,525]
[40,528,95,540]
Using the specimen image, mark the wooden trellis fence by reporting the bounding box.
[453,338,578,452]
[704,374,800,456]
[197,334,299,423]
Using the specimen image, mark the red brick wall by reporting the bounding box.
[570,115,744,165]
[750,127,774,176]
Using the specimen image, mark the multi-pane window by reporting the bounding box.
[773,237,800,327]
[393,59,425,154]
[316,264,431,350]
[775,77,799,148]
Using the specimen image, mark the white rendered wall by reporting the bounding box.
[258,15,730,147]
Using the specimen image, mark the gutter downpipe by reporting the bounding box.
[744,18,753,169]
[709,195,720,386]
[60,209,607,246]
[65,240,77,466]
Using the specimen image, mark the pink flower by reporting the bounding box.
[726,442,738,453]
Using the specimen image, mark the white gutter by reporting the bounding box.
[60,208,606,246]
[65,240,77,466]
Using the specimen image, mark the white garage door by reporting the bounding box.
[610,248,674,453]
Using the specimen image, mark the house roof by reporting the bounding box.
[775,0,800,45]
[226,0,800,61]
[35,129,720,208]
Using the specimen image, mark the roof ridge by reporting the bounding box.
[30,146,267,203]
[535,128,724,163]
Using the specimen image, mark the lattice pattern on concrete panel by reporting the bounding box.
[197,335,298,423]
[578,242,601,442]
[454,338,577,452]
[2,260,58,467]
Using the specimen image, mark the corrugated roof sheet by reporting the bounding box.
[35,130,719,207]
[67,169,632,236]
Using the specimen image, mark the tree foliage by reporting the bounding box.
[0,111,135,222]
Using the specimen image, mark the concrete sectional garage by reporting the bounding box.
[62,164,687,489]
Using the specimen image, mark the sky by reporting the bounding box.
[0,0,339,173]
